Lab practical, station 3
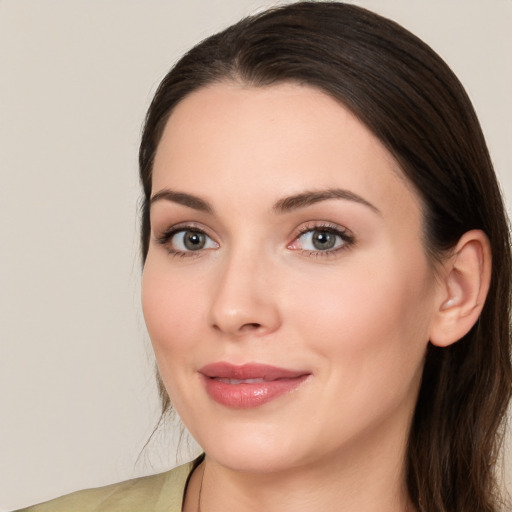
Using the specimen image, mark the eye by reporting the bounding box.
[156,227,218,255]
[288,224,354,254]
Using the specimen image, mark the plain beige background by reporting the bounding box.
[1,0,511,510]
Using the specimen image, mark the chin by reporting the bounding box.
[205,444,299,474]
[189,419,308,474]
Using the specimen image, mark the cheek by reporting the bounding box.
[288,254,434,371]
[141,260,210,419]
[287,258,434,440]
[141,256,204,364]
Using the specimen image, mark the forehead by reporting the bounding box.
[152,82,419,218]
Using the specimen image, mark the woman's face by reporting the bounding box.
[142,83,440,473]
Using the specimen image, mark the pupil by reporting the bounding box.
[184,231,205,250]
[313,231,335,250]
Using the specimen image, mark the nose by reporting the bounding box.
[208,248,281,338]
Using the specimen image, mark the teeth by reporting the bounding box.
[217,378,265,384]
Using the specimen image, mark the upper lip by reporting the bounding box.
[199,362,310,381]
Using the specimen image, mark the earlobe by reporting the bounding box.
[429,230,492,348]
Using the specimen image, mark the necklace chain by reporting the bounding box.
[196,463,206,512]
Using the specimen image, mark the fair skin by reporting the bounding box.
[142,83,491,512]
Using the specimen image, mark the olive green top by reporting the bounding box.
[16,458,200,512]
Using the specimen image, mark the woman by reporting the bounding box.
[19,1,511,511]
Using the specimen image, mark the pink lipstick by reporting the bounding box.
[199,362,310,408]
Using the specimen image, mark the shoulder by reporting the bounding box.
[15,459,200,512]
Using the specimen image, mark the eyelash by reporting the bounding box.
[155,223,217,258]
[155,222,355,258]
[290,222,355,257]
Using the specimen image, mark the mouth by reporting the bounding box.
[199,362,311,409]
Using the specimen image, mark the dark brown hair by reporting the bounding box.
[138,2,512,510]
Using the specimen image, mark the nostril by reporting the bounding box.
[241,322,262,331]
[211,322,261,333]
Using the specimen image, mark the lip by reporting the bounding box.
[199,362,311,409]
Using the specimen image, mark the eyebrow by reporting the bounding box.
[150,189,213,213]
[150,187,380,215]
[272,188,380,215]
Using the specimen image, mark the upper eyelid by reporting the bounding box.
[156,220,350,236]
[292,221,352,237]
[154,221,212,238]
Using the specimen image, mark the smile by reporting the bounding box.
[199,362,311,409]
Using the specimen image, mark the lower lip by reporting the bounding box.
[201,375,310,409]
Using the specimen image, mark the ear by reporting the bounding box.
[429,230,492,347]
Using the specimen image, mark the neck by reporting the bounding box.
[184,420,416,512]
